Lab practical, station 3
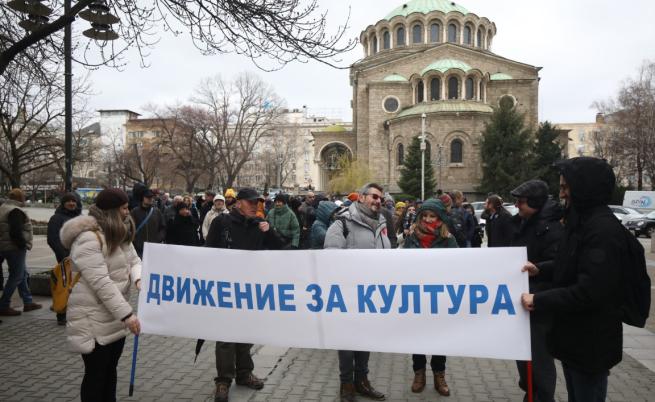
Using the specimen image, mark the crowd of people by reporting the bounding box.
[0,156,636,402]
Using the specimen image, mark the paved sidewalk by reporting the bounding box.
[1,294,655,401]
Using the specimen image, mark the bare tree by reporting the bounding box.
[1,0,356,77]
[194,73,284,188]
[593,60,655,190]
[257,127,298,188]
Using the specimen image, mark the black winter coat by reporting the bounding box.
[47,206,80,262]
[166,214,200,246]
[205,208,284,250]
[534,157,625,374]
[485,208,514,247]
[131,205,167,257]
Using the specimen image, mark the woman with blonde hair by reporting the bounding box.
[60,188,142,402]
[403,198,457,397]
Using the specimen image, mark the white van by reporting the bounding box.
[623,191,655,212]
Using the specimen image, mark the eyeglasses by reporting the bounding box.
[365,193,383,201]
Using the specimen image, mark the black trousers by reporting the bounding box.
[338,350,370,383]
[516,315,556,402]
[215,342,254,384]
[81,337,126,402]
[412,354,446,372]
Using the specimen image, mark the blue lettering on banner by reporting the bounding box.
[469,284,489,314]
[162,275,175,302]
[192,279,216,307]
[446,284,465,314]
[147,273,161,305]
[492,284,516,315]
[423,285,444,314]
[177,277,191,304]
[278,284,296,312]
[234,283,254,310]
[357,285,377,313]
[216,281,233,308]
[378,285,396,314]
[398,285,421,314]
[326,285,347,313]
[255,284,276,311]
[305,284,323,312]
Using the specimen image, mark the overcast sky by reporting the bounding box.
[81,0,655,124]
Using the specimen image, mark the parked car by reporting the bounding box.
[625,210,655,238]
[609,205,644,224]
[503,203,519,216]
[470,201,486,222]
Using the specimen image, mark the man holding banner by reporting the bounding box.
[324,183,389,402]
[205,188,284,402]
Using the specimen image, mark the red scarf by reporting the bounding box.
[416,220,440,248]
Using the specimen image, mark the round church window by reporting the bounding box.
[499,95,516,109]
[383,96,400,113]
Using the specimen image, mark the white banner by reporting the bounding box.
[138,244,531,361]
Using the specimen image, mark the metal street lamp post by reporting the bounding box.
[420,113,426,201]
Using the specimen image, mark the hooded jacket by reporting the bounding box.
[47,204,81,262]
[533,157,625,374]
[403,199,458,249]
[310,201,338,249]
[205,208,284,250]
[324,202,391,249]
[266,204,300,248]
[60,215,141,354]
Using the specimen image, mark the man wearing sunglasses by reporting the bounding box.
[324,182,390,401]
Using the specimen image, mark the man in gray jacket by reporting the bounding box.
[324,183,389,401]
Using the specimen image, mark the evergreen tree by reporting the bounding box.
[398,136,436,199]
[532,121,564,197]
[478,97,534,198]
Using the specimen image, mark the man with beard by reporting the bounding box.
[205,188,284,402]
[510,180,563,402]
[521,158,627,401]
[324,183,389,402]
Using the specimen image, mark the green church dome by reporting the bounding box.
[385,0,469,20]
[421,58,472,75]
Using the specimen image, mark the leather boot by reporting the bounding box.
[434,370,450,396]
[355,377,385,400]
[411,368,426,393]
[214,382,230,402]
[340,382,356,402]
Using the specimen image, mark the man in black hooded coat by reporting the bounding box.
[521,157,626,402]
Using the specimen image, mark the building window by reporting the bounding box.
[396,26,406,46]
[372,35,378,54]
[578,130,585,141]
[412,24,423,44]
[448,23,457,43]
[383,96,400,113]
[417,81,424,103]
[383,30,390,49]
[397,144,404,166]
[464,26,472,45]
[465,77,474,100]
[430,23,440,42]
[430,78,441,100]
[451,139,463,163]
[477,28,483,48]
[448,77,459,99]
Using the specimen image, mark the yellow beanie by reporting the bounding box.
[395,201,407,209]
[224,188,236,198]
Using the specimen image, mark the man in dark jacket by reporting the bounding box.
[131,188,167,257]
[47,192,81,324]
[205,188,283,402]
[510,180,563,402]
[522,157,625,402]
[484,194,514,247]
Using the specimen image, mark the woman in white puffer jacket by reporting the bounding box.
[60,188,142,402]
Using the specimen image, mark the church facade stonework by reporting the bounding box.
[330,0,540,195]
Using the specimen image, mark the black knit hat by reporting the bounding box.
[510,180,549,209]
[274,193,289,204]
[60,192,78,206]
[95,188,129,210]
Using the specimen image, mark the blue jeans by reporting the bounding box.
[562,363,608,402]
[338,350,369,383]
[0,249,33,308]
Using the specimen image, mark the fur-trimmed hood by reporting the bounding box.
[60,215,100,250]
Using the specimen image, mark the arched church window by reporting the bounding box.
[448,77,459,99]
[465,77,474,100]
[372,35,378,54]
[451,139,463,163]
[412,24,423,44]
[479,81,484,101]
[417,81,425,103]
[430,23,440,42]
[397,144,404,166]
[464,26,472,45]
[383,30,390,49]
[448,23,457,43]
[477,28,483,48]
[430,78,441,101]
[396,26,406,46]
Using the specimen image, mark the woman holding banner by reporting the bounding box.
[403,199,457,396]
[60,188,142,402]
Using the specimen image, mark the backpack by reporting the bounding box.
[448,209,467,247]
[619,226,651,327]
[50,257,79,314]
[331,207,351,240]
